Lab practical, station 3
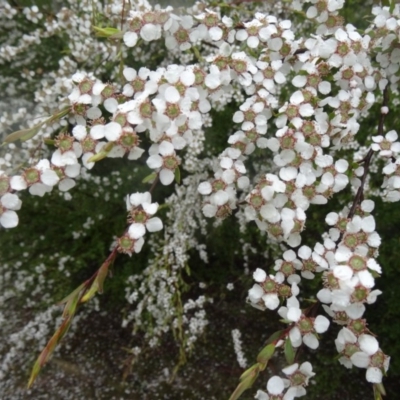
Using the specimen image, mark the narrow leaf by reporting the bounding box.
[229,367,259,400]
[27,358,41,388]
[3,107,70,145]
[174,166,181,184]
[96,261,110,294]
[47,106,71,124]
[3,125,42,144]
[257,343,275,364]
[264,329,284,345]
[58,283,85,306]
[92,25,122,38]
[390,0,395,13]
[80,280,99,303]
[87,142,114,163]
[62,288,82,318]
[239,363,261,381]
[284,337,295,365]
[142,172,157,183]
[28,318,71,388]
[374,382,386,396]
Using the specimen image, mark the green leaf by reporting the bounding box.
[284,337,296,365]
[174,166,181,184]
[58,283,85,306]
[256,343,275,364]
[390,0,395,13]
[62,287,82,318]
[3,107,70,145]
[3,125,42,144]
[264,329,284,345]
[87,142,114,163]
[239,363,261,381]
[92,25,122,38]
[28,358,41,389]
[80,280,99,303]
[96,261,110,294]
[28,317,72,388]
[374,382,386,396]
[142,172,157,183]
[230,365,260,400]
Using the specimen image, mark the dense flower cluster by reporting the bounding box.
[1,0,400,397]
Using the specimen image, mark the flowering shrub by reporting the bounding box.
[1,0,400,398]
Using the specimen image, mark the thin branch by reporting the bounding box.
[348,85,390,219]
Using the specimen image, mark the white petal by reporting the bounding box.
[0,210,18,228]
[159,140,175,156]
[104,122,122,141]
[82,153,95,170]
[346,303,365,319]
[202,203,217,217]
[128,147,145,160]
[134,237,145,253]
[142,202,158,215]
[123,67,137,81]
[41,170,59,186]
[29,182,49,197]
[146,154,163,169]
[128,223,146,239]
[248,284,264,302]
[314,315,330,333]
[198,181,212,195]
[10,176,27,191]
[292,75,307,88]
[213,190,229,206]
[362,216,375,233]
[140,24,160,42]
[165,86,180,103]
[351,351,370,368]
[335,159,349,173]
[180,70,195,86]
[358,270,375,288]
[366,367,383,383]
[260,204,280,223]
[72,125,87,140]
[1,193,21,209]
[289,327,302,347]
[317,288,332,303]
[263,293,280,310]
[253,268,267,282]
[318,81,331,94]
[333,265,353,281]
[303,333,319,349]
[159,169,175,185]
[104,98,118,113]
[267,376,284,395]
[90,124,105,140]
[65,164,81,178]
[59,178,76,192]
[123,31,138,47]
[209,26,223,41]
[287,307,302,322]
[146,217,163,232]
[359,334,379,356]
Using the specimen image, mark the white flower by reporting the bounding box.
[123,31,138,47]
[127,192,163,239]
[372,130,400,157]
[146,141,179,185]
[0,193,22,228]
[253,268,267,282]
